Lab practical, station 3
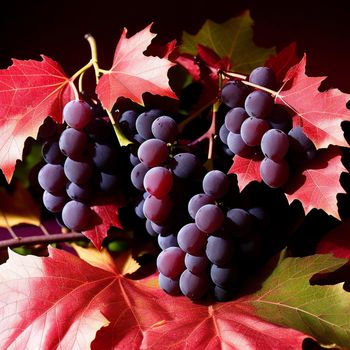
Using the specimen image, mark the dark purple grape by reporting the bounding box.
[85,117,114,144]
[177,223,207,255]
[61,200,92,231]
[261,129,289,161]
[206,235,235,266]
[227,132,252,157]
[219,123,229,145]
[184,254,210,275]
[268,105,292,132]
[238,234,262,261]
[38,163,67,194]
[210,264,239,288]
[158,233,179,250]
[240,117,270,146]
[195,204,225,234]
[202,170,229,199]
[135,109,163,139]
[134,196,145,219]
[288,127,315,153]
[129,152,140,166]
[92,143,118,172]
[42,191,67,212]
[130,162,149,191]
[225,107,248,133]
[98,172,120,192]
[63,100,92,129]
[143,167,173,199]
[158,273,181,295]
[260,157,289,188]
[145,219,158,237]
[42,141,65,164]
[59,128,88,159]
[226,208,254,237]
[245,90,274,119]
[137,139,169,167]
[249,66,276,89]
[143,194,173,224]
[151,116,178,143]
[179,269,209,299]
[172,153,202,179]
[221,80,250,108]
[188,193,215,219]
[64,157,93,185]
[151,220,176,235]
[66,182,92,202]
[156,247,185,278]
[119,110,138,136]
[214,285,235,301]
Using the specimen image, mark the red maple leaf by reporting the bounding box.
[228,154,263,191]
[96,24,177,109]
[284,146,345,219]
[83,194,124,250]
[276,54,350,149]
[0,247,310,350]
[0,56,75,182]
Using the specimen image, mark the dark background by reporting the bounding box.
[1,0,349,91]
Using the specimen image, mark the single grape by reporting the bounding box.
[129,152,140,166]
[214,285,235,302]
[130,162,149,191]
[221,80,250,108]
[59,128,88,159]
[184,254,210,275]
[38,163,67,194]
[261,129,289,161]
[206,235,235,266]
[245,90,274,119]
[42,191,67,212]
[143,167,173,199]
[227,132,252,157]
[177,223,207,255]
[92,143,118,172]
[268,105,292,132]
[210,264,239,288]
[226,208,254,237]
[240,117,270,146]
[66,182,92,203]
[135,109,163,139]
[151,116,178,143]
[158,233,179,250]
[156,247,185,278]
[85,117,114,144]
[119,110,138,136]
[158,273,181,295]
[188,193,215,219]
[151,220,175,235]
[179,269,209,299]
[134,196,145,219]
[288,127,317,164]
[248,66,276,89]
[143,194,173,224]
[64,157,93,185]
[98,172,120,192]
[238,234,262,262]
[260,157,289,188]
[137,139,169,167]
[171,153,202,179]
[61,200,93,231]
[224,107,248,133]
[195,204,225,234]
[145,219,158,237]
[63,100,92,129]
[42,141,65,164]
[219,123,229,145]
[202,170,229,199]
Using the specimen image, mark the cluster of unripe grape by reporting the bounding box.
[38,100,121,231]
[219,66,316,188]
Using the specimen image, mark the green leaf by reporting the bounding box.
[250,253,350,349]
[180,11,276,74]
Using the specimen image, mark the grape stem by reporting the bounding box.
[188,101,220,160]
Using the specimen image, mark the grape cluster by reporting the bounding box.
[38,100,121,231]
[157,169,271,301]
[219,66,316,188]
[120,109,204,248]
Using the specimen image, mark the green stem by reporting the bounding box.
[105,110,133,146]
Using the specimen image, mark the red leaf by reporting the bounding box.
[228,154,263,191]
[83,195,124,250]
[0,247,307,349]
[96,24,177,109]
[0,56,75,182]
[265,42,299,85]
[316,218,350,258]
[285,146,346,219]
[197,44,231,71]
[176,54,201,80]
[276,55,350,149]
